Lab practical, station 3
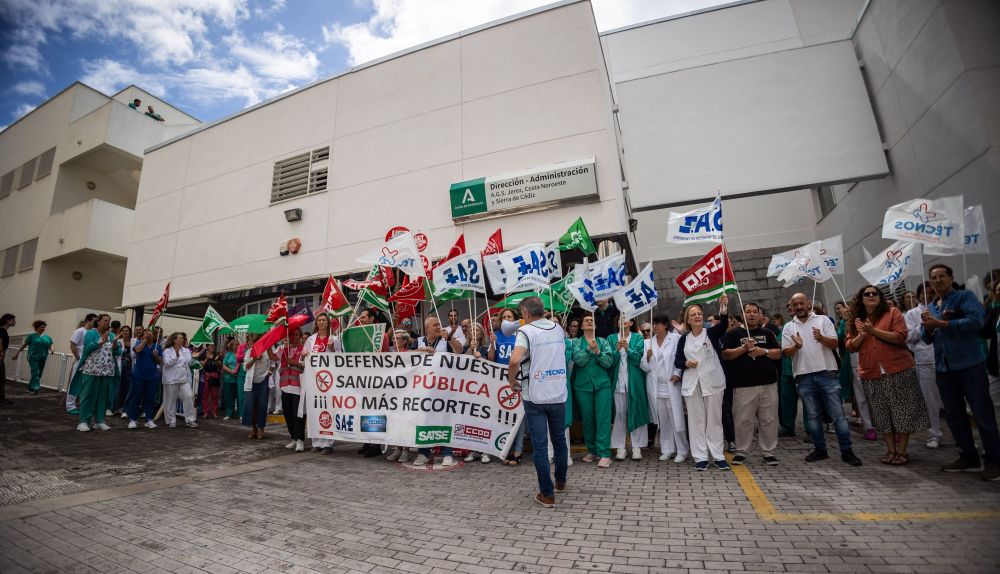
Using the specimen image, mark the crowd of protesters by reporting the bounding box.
[2,263,999,506]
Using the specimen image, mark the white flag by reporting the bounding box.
[568,251,628,307]
[431,252,486,295]
[766,246,799,278]
[613,263,657,321]
[858,241,921,289]
[925,205,989,256]
[819,235,845,275]
[496,243,558,293]
[357,232,424,278]
[882,196,964,252]
[776,241,832,286]
[483,253,507,293]
[666,195,723,243]
[567,262,597,312]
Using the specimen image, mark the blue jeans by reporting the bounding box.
[417,447,452,457]
[795,371,852,453]
[242,382,269,429]
[127,378,158,422]
[509,415,527,455]
[524,400,568,497]
[937,363,1000,464]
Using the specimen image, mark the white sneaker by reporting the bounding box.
[567,456,573,467]
[285,440,297,450]
[105,409,113,417]
[120,412,128,419]
[76,423,90,432]
[223,416,231,420]
[168,423,176,428]
[128,420,138,430]
[481,454,492,464]
[615,448,627,461]
[412,454,429,466]
[674,453,688,463]
[631,447,642,461]
[441,456,455,467]
[659,453,674,461]
[185,421,198,428]
[464,452,477,462]
[398,450,410,464]
[386,447,401,461]
[144,421,157,429]
[274,409,282,415]
[295,440,305,452]
[926,437,940,449]
[95,423,111,431]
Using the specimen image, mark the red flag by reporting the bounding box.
[389,276,426,302]
[380,266,396,289]
[482,229,503,255]
[251,313,311,359]
[264,294,288,324]
[342,278,385,293]
[147,282,171,329]
[431,234,466,271]
[317,275,351,316]
[395,301,417,321]
[674,244,737,306]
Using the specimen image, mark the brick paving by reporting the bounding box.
[1,384,1000,573]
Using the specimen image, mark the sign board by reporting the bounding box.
[449,157,598,221]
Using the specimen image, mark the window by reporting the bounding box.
[17,158,37,189]
[18,238,37,272]
[0,171,12,200]
[35,148,55,180]
[817,186,836,217]
[270,146,329,204]
[1,247,17,277]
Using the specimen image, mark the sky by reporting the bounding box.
[0,0,725,131]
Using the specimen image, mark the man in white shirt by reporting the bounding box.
[412,316,462,467]
[444,309,467,347]
[904,282,943,449]
[781,293,862,466]
[66,313,97,414]
[508,296,569,508]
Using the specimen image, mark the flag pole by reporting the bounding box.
[718,189,750,341]
[918,243,929,307]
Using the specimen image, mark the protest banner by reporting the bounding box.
[302,352,524,458]
[432,252,486,295]
[666,195,723,243]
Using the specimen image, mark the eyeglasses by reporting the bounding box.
[641,329,651,334]
[862,291,880,298]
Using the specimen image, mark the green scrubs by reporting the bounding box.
[606,331,651,434]
[571,336,614,458]
[22,332,53,392]
[222,351,239,417]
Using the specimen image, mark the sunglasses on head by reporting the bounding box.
[863,291,880,297]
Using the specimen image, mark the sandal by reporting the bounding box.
[504,454,522,467]
[881,451,897,465]
[890,453,909,466]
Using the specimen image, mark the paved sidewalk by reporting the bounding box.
[1,384,999,573]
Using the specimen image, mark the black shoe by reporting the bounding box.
[731,454,746,465]
[763,456,779,466]
[841,450,863,466]
[983,463,1000,482]
[357,444,372,455]
[942,457,984,472]
[363,448,380,458]
[805,449,828,462]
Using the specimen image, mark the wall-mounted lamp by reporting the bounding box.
[86,181,96,190]
[284,208,302,222]
[72,271,83,280]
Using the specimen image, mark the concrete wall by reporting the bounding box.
[819,0,1000,292]
[125,1,631,307]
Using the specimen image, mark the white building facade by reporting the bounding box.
[0,83,199,347]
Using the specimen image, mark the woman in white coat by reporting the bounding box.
[302,314,342,454]
[161,332,200,428]
[673,295,730,471]
[640,314,689,462]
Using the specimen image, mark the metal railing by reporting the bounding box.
[2,346,75,392]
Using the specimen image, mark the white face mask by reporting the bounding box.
[501,320,521,336]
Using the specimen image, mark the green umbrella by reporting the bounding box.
[493,291,569,314]
[229,314,271,334]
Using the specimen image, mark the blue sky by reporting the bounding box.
[1,0,722,130]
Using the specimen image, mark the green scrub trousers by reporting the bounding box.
[79,374,114,424]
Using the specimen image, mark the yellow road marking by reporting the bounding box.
[728,457,1000,522]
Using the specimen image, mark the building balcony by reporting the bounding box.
[37,198,133,263]
[64,99,197,163]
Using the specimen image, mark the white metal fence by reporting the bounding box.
[3,346,75,392]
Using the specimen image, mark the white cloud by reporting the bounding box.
[322,0,727,66]
[80,59,169,97]
[253,0,287,18]
[227,29,319,81]
[10,81,46,97]
[13,102,37,120]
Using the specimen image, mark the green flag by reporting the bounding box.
[494,291,568,314]
[190,305,233,344]
[359,266,390,312]
[550,271,577,308]
[424,279,471,306]
[558,217,596,256]
[342,324,385,352]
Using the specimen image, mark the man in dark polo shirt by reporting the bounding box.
[721,302,782,466]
